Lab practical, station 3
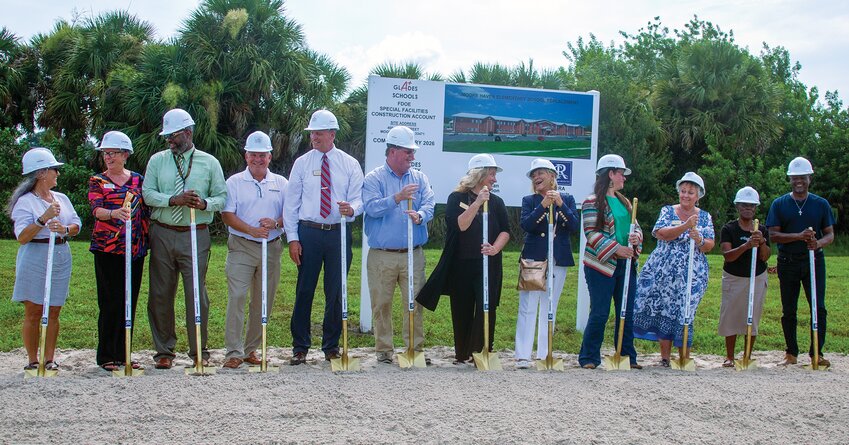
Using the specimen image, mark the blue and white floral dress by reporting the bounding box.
[633,205,714,347]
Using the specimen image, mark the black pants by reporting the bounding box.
[93,251,144,365]
[290,224,352,354]
[777,251,827,357]
[449,258,498,361]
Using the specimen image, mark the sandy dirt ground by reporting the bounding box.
[1,346,848,444]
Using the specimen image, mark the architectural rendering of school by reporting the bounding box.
[450,113,589,137]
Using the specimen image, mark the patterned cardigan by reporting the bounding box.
[582,193,643,277]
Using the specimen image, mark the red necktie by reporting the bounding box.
[320,154,331,218]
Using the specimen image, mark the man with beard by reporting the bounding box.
[142,108,227,369]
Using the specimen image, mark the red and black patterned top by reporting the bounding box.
[88,171,150,259]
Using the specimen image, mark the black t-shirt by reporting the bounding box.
[721,220,770,277]
[446,191,509,260]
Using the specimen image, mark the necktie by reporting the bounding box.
[172,153,185,223]
[320,154,331,218]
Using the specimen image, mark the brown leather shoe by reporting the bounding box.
[324,351,341,361]
[631,363,643,370]
[244,351,262,365]
[192,358,210,368]
[780,354,797,366]
[154,357,173,369]
[816,356,831,368]
[290,351,307,366]
[582,363,597,369]
[222,357,243,369]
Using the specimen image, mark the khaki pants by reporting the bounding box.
[148,223,211,360]
[367,247,425,354]
[224,235,283,359]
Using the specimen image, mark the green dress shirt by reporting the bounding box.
[142,146,227,226]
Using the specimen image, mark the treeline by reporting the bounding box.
[1,0,846,239]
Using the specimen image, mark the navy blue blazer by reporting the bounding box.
[519,192,580,266]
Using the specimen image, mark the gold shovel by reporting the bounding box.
[803,228,828,371]
[671,237,696,372]
[473,191,502,371]
[25,229,59,379]
[604,198,638,371]
[331,216,360,372]
[250,237,278,373]
[186,209,215,376]
[735,220,759,371]
[399,200,426,369]
[537,205,563,371]
[114,194,143,377]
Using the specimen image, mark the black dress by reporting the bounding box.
[417,190,509,360]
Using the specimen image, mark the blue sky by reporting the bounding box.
[3,0,848,104]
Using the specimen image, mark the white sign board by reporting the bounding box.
[359,76,598,332]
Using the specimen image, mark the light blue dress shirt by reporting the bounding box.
[363,163,435,249]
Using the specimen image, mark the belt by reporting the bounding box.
[374,245,421,253]
[236,235,281,244]
[299,220,340,231]
[155,221,208,232]
[31,237,66,245]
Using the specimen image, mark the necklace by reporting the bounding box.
[793,194,808,216]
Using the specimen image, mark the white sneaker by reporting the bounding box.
[516,359,531,369]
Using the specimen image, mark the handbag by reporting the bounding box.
[517,258,547,291]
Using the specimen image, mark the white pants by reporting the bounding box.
[515,265,568,360]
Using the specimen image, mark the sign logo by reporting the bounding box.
[551,160,572,186]
[394,81,418,92]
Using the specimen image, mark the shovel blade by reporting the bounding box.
[734,358,758,371]
[670,358,695,371]
[248,365,279,373]
[602,354,631,371]
[803,363,829,371]
[24,368,58,379]
[397,351,426,369]
[113,367,144,377]
[185,365,216,376]
[331,354,360,372]
[536,356,564,371]
[472,351,502,371]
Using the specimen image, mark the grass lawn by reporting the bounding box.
[443,140,591,159]
[1,239,847,358]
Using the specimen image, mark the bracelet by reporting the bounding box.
[698,237,706,247]
[108,209,114,220]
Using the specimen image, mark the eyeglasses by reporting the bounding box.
[101,151,124,158]
[48,167,60,172]
[164,129,184,140]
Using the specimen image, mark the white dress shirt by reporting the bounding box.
[223,168,288,242]
[283,146,364,242]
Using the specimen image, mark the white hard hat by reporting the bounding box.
[244,131,272,152]
[159,108,195,136]
[467,153,502,173]
[733,186,760,205]
[304,109,339,131]
[786,156,813,176]
[22,147,63,175]
[596,154,631,175]
[526,158,556,178]
[97,131,133,153]
[386,126,419,150]
[676,171,706,198]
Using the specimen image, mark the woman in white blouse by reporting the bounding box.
[7,148,81,371]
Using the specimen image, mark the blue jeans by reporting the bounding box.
[579,259,638,366]
[290,224,352,354]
